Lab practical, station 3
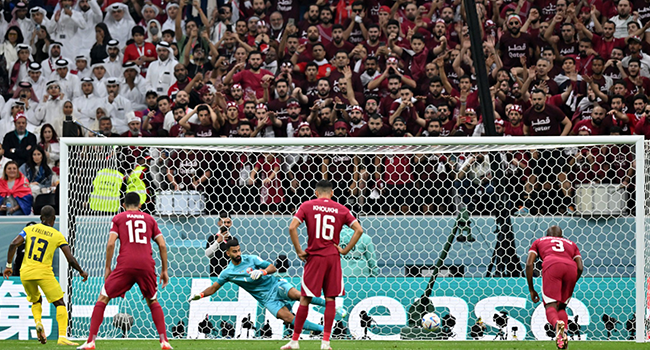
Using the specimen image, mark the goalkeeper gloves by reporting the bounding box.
[189,293,204,302]
[249,269,267,280]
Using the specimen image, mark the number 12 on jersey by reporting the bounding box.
[314,214,335,240]
[126,220,148,244]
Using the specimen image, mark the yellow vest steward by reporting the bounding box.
[126,165,147,204]
[89,168,124,212]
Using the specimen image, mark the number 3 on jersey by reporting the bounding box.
[314,214,335,240]
[126,220,148,244]
[550,239,564,252]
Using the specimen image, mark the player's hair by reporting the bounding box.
[315,179,333,192]
[124,192,141,207]
[226,238,240,250]
[40,205,55,220]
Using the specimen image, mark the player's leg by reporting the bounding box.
[557,303,569,329]
[282,257,325,349]
[272,282,324,333]
[51,298,78,346]
[138,270,171,349]
[274,305,324,332]
[321,255,344,350]
[37,277,76,346]
[22,280,46,344]
[79,269,133,349]
[287,286,326,307]
[288,286,347,318]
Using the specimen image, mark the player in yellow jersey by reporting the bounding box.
[3,205,88,345]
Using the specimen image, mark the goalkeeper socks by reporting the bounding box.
[558,309,569,326]
[311,297,326,307]
[545,307,559,329]
[56,305,68,338]
[323,300,336,342]
[149,301,168,342]
[292,318,324,332]
[291,304,309,341]
[31,302,42,324]
[88,301,107,342]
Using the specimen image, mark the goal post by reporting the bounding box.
[58,136,647,342]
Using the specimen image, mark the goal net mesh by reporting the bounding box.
[62,139,645,341]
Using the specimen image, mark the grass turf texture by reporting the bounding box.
[1,340,648,349]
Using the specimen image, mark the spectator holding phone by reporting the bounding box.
[205,213,235,276]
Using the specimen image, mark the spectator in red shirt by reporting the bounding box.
[505,105,525,135]
[635,109,650,139]
[123,26,157,77]
[224,51,274,99]
[571,106,609,135]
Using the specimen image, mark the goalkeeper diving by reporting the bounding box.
[190,238,345,332]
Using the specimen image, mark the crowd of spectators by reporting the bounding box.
[0,0,642,216]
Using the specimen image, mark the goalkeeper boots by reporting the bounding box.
[35,321,47,344]
[160,340,173,349]
[76,341,95,349]
[58,337,79,346]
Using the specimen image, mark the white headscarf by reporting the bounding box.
[103,3,136,49]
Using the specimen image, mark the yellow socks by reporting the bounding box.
[56,305,68,338]
[31,302,43,324]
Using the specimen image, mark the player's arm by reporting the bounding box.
[104,232,119,280]
[189,281,222,301]
[337,221,364,256]
[525,251,540,303]
[250,263,277,280]
[289,217,307,261]
[575,256,584,281]
[154,235,169,288]
[3,234,25,278]
[60,244,88,281]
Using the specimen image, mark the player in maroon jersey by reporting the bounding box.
[282,180,364,350]
[526,225,583,349]
[77,192,171,350]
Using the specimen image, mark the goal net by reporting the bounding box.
[59,137,648,342]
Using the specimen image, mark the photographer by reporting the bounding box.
[454,153,494,213]
[205,213,235,277]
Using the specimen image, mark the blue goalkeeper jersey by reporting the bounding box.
[215,254,278,302]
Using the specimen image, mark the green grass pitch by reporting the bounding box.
[2,340,649,349]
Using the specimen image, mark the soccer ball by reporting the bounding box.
[422,313,441,331]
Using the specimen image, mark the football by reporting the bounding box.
[422,313,441,331]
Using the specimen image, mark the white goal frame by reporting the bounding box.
[58,135,647,342]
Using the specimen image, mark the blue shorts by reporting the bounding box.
[264,279,295,318]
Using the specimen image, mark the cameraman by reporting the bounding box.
[454,153,494,213]
[205,213,235,277]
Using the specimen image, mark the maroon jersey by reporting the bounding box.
[529,236,581,270]
[110,211,162,271]
[523,104,567,136]
[294,198,357,257]
[497,32,534,69]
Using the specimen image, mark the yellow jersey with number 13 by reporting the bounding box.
[19,223,68,280]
